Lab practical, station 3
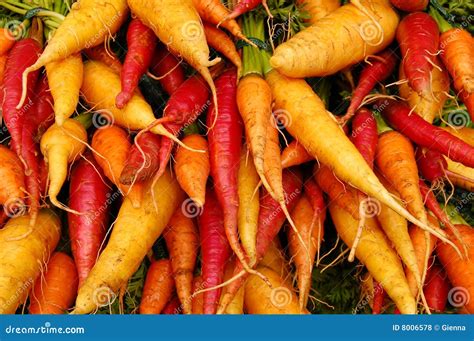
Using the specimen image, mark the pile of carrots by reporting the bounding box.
[0,0,473,315]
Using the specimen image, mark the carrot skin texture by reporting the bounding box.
[69,153,112,286]
[0,145,25,212]
[350,108,378,168]
[344,51,397,123]
[376,99,474,168]
[390,0,427,12]
[191,276,205,314]
[423,263,450,313]
[163,208,199,314]
[161,296,181,314]
[416,148,446,182]
[140,259,175,314]
[372,281,386,314]
[0,210,61,314]
[120,132,161,185]
[2,38,41,155]
[203,23,241,73]
[198,187,232,314]
[296,0,340,25]
[206,69,246,268]
[150,46,185,95]
[281,140,313,168]
[437,225,474,313]
[227,0,263,20]
[116,19,157,108]
[29,252,78,314]
[84,45,122,74]
[174,134,210,206]
[396,12,439,94]
[0,28,15,55]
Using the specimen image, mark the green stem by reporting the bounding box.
[0,2,27,15]
[443,204,468,225]
[373,110,392,134]
[4,0,31,10]
[73,112,93,130]
[183,122,201,136]
[429,6,453,33]
[241,13,265,77]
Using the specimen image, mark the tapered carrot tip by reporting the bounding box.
[192,197,204,208]
[270,56,283,69]
[116,92,132,109]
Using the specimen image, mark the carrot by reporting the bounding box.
[150,45,185,95]
[191,275,205,314]
[405,220,437,303]
[350,108,378,168]
[375,172,421,287]
[203,22,242,74]
[68,153,112,286]
[2,38,42,155]
[0,145,25,216]
[296,0,340,25]
[329,202,417,314]
[192,0,250,44]
[0,28,15,55]
[0,54,6,83]
[73,170,184,314]
[288,193,325,309]
[46,53,83,126]
[218,259,245,314]
[119,132,161,185]
[376,99,474,168]
[339,50,397,125]
[437,224,474,313]
[206,68,250,271]
[237,146,260,266]
[84,45,122,74]
[217,168,303,313]
[19,0,129,108]
[140,259,175,314]
[396,12,440,95]
[270,0,399,78]
[445,158,474,192]
[163,207,199,314]
[423,262,450,313]
[198,187,232,314]
[372,281,386,314]
[147,73,211,188]
[390,0,427,12]
[29,252,78,314]
[20,75,54,223]
[161,296,181,314]
[81,61,187,146]
[0,210,60,314]
[225,0,271,21]
[244,266,306,314]
[174,134,210,207]
[91,125,143,208]
[260,239,290,278]
[281,140,313,169]
[267,70,434,236]
[128,0,220,116]
[116,19,158,109]
[442,127,474,146]
[40,118,87,212]
[398,58,450,124]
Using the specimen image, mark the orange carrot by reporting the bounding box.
[437,224,474,313]
[163,207,199,314]
[0,28,15,55]
[203,23,242,74]
[84,45,122,74]
[281,140,313,169]
[91,126,143,208]
[29,252,78,314]
[0,145,25,216]
[175,134,210,207]
[296,0,341,25]
[139,259,175,314]
[192,275,205,314]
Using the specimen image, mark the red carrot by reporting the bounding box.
[339,51,397,125]
[147,74,210,189]
[1,38,42,155]
[120,132,161,185]
[217,168,303,314]
[116,19,158,108]
[423,262,450,312]
[161,296,182,314]
[375,99,474,168]
[350,108,378,168]
[390,0,428,12]
[20,75,54,222]
[396,12,440,95]
[372,282,386,314]
[206,68,249,270]
[150,45,185,96]
[198,187,232,314]
[69,153,112,286]
[225,0,270,21]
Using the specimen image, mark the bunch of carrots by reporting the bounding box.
[0,0,472,315]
